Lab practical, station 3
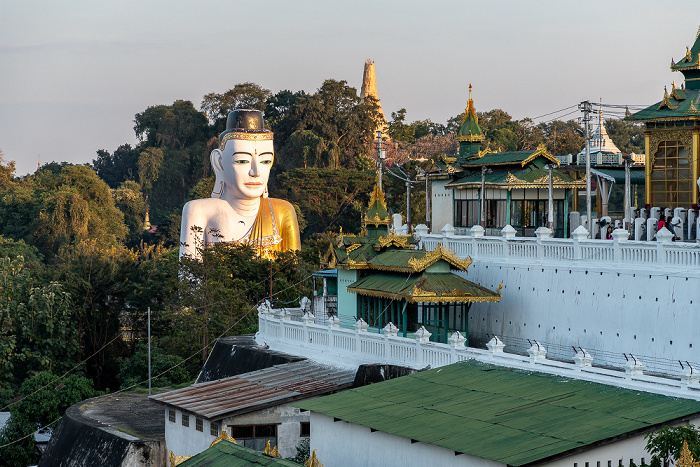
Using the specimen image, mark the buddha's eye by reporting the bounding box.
[260,159,273,165]
[234,159,250,164]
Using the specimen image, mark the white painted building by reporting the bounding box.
[150,360,354,459]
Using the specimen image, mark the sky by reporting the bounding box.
[1,0,700,175]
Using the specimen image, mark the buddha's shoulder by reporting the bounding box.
[182,198,232,217]
[269,198,297,216]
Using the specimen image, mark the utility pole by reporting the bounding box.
[544,164,555,233]
[623,154,631,230]
[147,307,151,396]
[579,101,593,238]
[405,180,411,232]
[480,166,492,228]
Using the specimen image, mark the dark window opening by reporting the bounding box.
[229,424,278,452]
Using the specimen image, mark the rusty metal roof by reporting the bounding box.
[150,361,355,420]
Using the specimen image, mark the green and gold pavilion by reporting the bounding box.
[627,25,700,206]
[427,86,585,237]
[329,181,501,344]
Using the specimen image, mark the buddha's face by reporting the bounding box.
[220,138,274,199]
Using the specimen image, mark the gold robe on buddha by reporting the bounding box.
[240,197,301,259]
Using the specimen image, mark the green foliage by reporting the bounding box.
[200,82,272,128]
[0,149,15,192]
[645,425,700,467]
[0,371,100,467]
[286,437,310,464]
[274,79,383,171]
[606,119,644,154]
[134,100,209,150]
[276,168,375,238]
[113,180,148,243]
[138,147,164,193]
[118,342,192,389]
[0,256,79,389]
[92,144,140,189]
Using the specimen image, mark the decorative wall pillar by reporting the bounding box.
[573,348,593,369]
[571,225,588,260]
[656,227,674,265]
[624,356,645,378]
[612,229,629,264]
[535,227,551,261]
[486,336,505,355]
[527,341,547,363]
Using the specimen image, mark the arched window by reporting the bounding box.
[650,141,692,205]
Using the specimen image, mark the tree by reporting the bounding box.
[276,168,375,238]
[274,80,383,171]
[118,342,191,389]
[200,82,272,128]
[645,425,700,467]
[0,372,100,467]
[134,100,209,150]
[112,180,148,243]
[91,144,140,189]
[538,119,584,156]
[0,148,15,192]
[606,119,644,154]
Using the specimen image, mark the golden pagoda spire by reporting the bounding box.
[465,84,476,116]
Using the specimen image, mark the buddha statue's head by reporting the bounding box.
[210,109,274,200]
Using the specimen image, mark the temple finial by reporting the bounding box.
[469,83,472,100]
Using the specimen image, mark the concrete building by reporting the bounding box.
[151,360,355,459]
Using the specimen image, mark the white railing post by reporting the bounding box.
[448,331,467,364]
[383,323,398,363]
[415,326,431,367]
[486,336,505,355]
[470,225,484,259]
[571,226,588,260]
[414,224,429,248]
[612,229,628,264]
[328,315,340,351]
[624,355,645,379]
[535,227,551,261]
[656,227,673,265]
[573,348,593,369]
[527,341,547,364]
[501,225,516,259]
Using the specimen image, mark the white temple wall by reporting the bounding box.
[310,413,697,467]
[310,413,505,467]
[460,259,700,368]
[337,268,358,327]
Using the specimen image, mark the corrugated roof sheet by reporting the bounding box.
[151,361,355,420]
[462,150,536,166]
[348,272,499,302]
[591,168,646,184]
[179,439,302,467]
[628,89,700,120]
[297,361,700,467]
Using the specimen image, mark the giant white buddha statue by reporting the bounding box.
[179,109,301,260]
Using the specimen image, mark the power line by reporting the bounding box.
[530,105,578,121]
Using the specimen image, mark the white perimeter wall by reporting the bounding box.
[460,259,700,369]
[311,413,700,467]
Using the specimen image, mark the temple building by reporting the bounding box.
[628,25,700,207]
[328,181,501,343]
[427,86,585,237]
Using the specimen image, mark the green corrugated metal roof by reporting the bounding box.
[178,440,303,466]
[628,89,700,120]
[445,165,579,189]
[366,249,425,270]
[461,150,535,166]
[297,361,700,467]
[348,272,499,302]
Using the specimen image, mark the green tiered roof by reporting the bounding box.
[458,84,485,161]
[446,145,585,190]
[670,26,700,89]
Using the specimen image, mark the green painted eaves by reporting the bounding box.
[178,440,303,467]
[297,361,700,467]
[628,89,700,120]
[461,150,536,166]
[348,272,498,299]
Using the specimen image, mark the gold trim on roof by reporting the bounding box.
[263,440,281,458]
[520,144,560,167]
[220,131,273,150]
[378,232,411,249]
[363,213,392,226]
[504,172,586,189]
[348,285,502,304]
[368,182,388,211]
[210,427,237,447]
[169,451,192,466]
[346,244,362,253]
[648,130,694,167]
[472,148,493,160]
[407,242,473,272]
[459,134,485,142]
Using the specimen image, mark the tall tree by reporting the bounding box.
[91,144,140,189]
[200,82,272,128]
[134,100,209,150]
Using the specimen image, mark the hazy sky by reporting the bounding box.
[1,1,699,175]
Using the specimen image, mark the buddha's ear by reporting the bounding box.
[210,149,224,198]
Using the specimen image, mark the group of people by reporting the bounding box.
[603,215,680,241]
